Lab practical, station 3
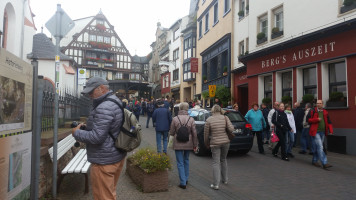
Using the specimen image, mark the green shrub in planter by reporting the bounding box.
[281,96,292,104]
[329,92,344,102]
[223,66,228,72]
[272,27,280,34]
[215,85,231,108]
[203,75,207,81]
[238,10,244,16]
[262,97,272,105]
[343,0,355,6]
[202,91,209,99]
[302,94,314,103]
[129,148,172,173]
[257,32,266,40]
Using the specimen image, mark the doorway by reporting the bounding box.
[238,84,248,116]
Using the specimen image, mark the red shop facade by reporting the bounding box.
[237,18,356,155]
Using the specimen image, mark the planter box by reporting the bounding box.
[257,37,267,45]
[126,159,168,193]
[326,101,347,108]
[271,31,284,39]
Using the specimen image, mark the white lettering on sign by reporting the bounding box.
[262,41,336,68]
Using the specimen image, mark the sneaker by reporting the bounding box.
[222,181,228,185]
[178,185,186,189]
[323,164,333,169]
[312,162,321,168]
[299,150,307,154]
[287,153,295,158]
[281,157,289,161]
[210,184,219,190]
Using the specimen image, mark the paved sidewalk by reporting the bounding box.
[57,116,210,200]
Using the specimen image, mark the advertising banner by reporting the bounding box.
[0,48,32,199]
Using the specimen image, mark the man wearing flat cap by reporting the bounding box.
[72,77,125,200]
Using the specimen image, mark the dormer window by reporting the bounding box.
[96,20,104,25]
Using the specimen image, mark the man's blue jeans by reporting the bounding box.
[286,131,295,154]
[312,132,328,165]
[156,131,168,153]
[175,150,190,186]
[300,128,315,152]
[262,129,270,142]
[146,115,153,127]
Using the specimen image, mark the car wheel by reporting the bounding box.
[194,142,206,156]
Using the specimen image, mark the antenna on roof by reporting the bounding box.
[41,25,43,33]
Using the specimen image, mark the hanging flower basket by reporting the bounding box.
[95,24,106,31]
[89,41,112,49]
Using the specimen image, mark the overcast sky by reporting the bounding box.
[30,0,191,56]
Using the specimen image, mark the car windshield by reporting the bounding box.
[225,111,245,122]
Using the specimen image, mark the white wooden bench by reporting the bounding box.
[48,134,91,193]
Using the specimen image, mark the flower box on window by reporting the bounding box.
[95,24,106,31]
[257,32,267,44]
[89,41,112,49]
[326,92,347,108]
[271,27,284,39]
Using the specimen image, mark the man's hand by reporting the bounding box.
[193,147,197,152]
[72,123,83,136]
[318,118,322,121]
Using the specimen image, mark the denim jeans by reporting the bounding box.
[135,114,140,122]
[312,132,328,165]
[156,131,168,153]
[286,131,295,154]
[252,131,264,153]
[300,128,315,152]
[175,150,190,186]
[211,143,230,186]
[273,131,287,159]
[146,115,153,127]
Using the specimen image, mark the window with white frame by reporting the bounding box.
[329,61,347,104]
[97,36,103,43]
[274,7,284,32]
[199,20,203,38]
[96,20,104,25]
[214,2,219,24]
[303,67,317,98]
[166,75,169,87]
[224,0,230,14]
[89,35,96,41]
[173,48,179,61]
[205,13,209,32]
[104,37,110,44]
[282,71,292,97]
[239,0,245,16]
[174,29,180,40]
[239,41,244,56]
[116,72,123,79]
[259,15,268,36]
[264,75,272,99]
[173,69,179,81]
[136,74,140,80]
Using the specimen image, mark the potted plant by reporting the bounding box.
[126,148,171,193]
[215,85,231,108]
[262,97,272,108]
[238,10,245,18]
[223,66,228,76]
[281,95,292,105]
[340,0,356,14]
[271,27,284,39]
[202,90,209,99]
[244,51,249,55]
[257,32,267,44]
[203,75,207,83]
[302,94,314,104]
[327,92,347,107]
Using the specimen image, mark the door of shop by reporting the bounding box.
[238,84,248,116]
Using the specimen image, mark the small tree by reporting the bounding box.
[329,92,344,102]
[215,85,231,108]
[302,94,314,103]
[282,96,292,104]
[202,91,209,99]
[262,97,272,107]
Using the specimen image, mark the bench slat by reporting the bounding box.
[74,154,88,173]
[61,149,85,174]
[48,135,76,161]
[81,161,91,173]
[67,150,87,173]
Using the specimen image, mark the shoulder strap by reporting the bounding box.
[177,116,183,126]
[184,117,191,126]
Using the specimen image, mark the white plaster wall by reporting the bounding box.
[234,0,356,57]
[0,0,35,61]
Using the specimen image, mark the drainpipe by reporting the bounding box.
[20,0,27,59]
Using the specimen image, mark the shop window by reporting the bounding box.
[303,67,317,99]
[214,2,219,25]
[282,71,292,98]
[173,69,179,81]
[264,75,272,99]
[328,61,347,106]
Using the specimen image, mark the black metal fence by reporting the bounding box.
[41,89,91,132]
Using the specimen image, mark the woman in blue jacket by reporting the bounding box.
[245,103,267,154]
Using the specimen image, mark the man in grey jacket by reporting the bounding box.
[72,77,125,200]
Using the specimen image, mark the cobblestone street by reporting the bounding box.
[56,116,356,200]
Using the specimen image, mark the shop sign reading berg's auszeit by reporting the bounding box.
[261,41,336,69]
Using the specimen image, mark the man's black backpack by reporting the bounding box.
[176,116,191,142]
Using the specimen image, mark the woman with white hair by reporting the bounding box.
[204,105,234,190]
[170,102,198,189]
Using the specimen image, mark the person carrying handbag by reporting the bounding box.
[272,103,292,161]
[204,105,234,190]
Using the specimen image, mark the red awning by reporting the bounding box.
[63,64,75,74]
